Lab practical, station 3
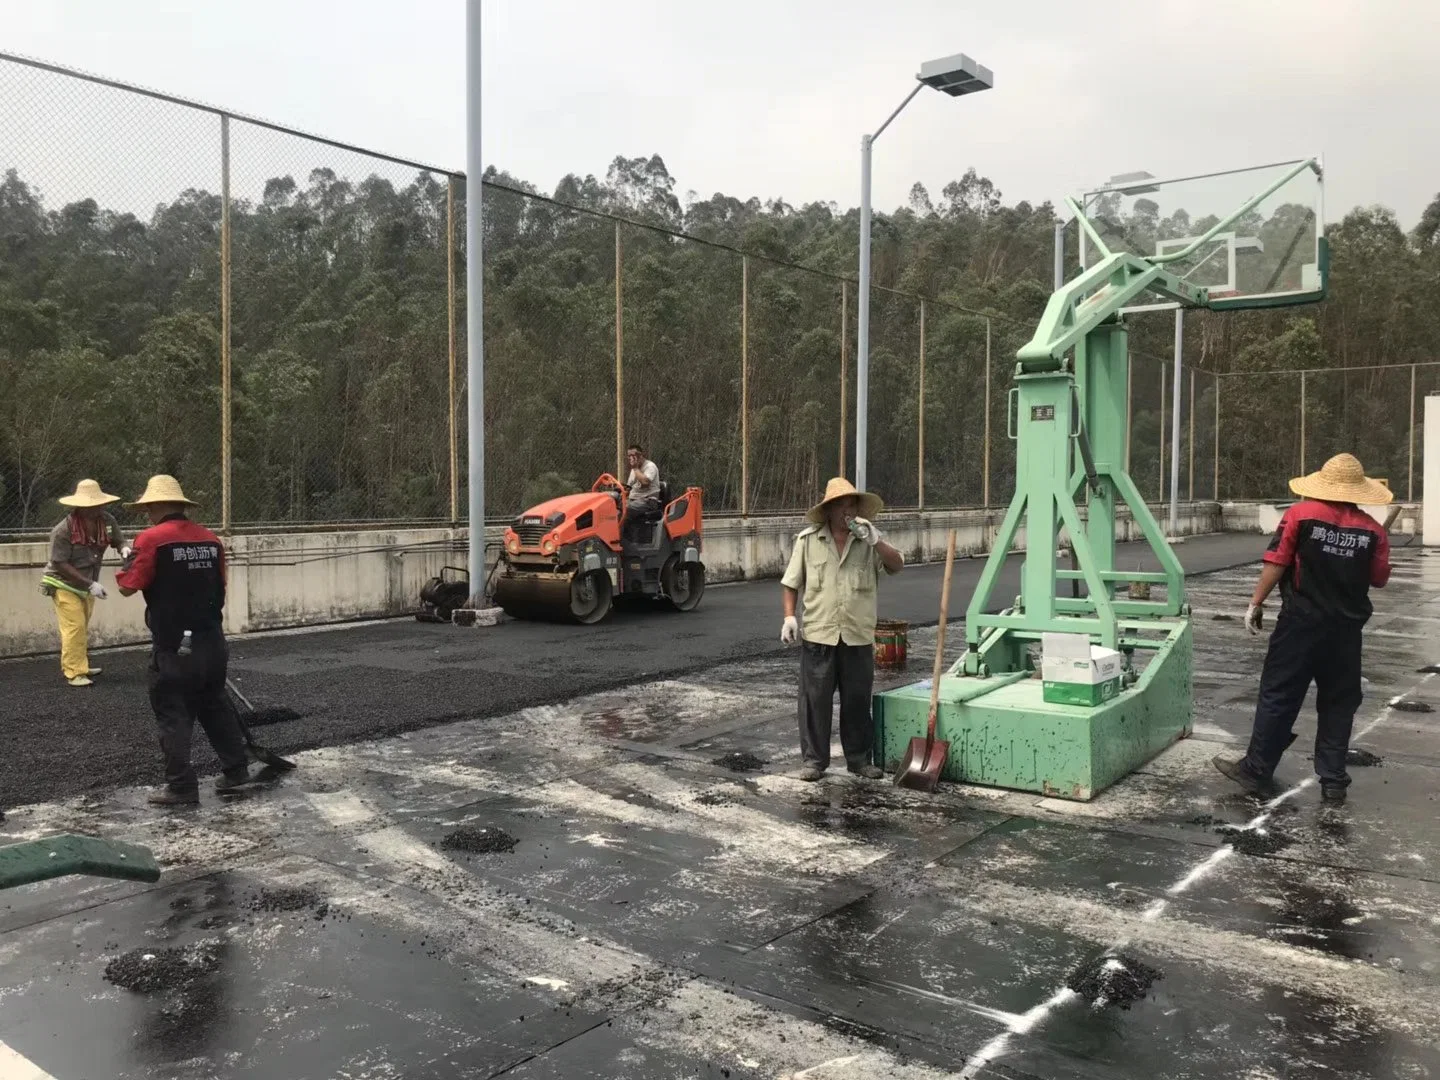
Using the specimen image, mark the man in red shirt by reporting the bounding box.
[116,475,257,806]
[1214,454,1393,804]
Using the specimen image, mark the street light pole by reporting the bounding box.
[854,53,992,494]
[465,0,486,603]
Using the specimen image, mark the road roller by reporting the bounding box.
[493,473,705,624]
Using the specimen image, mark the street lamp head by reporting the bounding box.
[916,53,994,96]
[1102,171,1160,196]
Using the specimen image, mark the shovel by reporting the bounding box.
[224,680,298,771]
[894,529,957,793]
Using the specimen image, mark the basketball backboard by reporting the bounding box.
[1076,158,1325,314]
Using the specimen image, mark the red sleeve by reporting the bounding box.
[116,530,157,591]
[1262,507,1300,567]
[1371,526,1391,587]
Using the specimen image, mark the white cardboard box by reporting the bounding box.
[1040,632,1122,685]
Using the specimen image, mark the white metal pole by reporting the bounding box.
[1168,308,1183,537]
[465,0,486,602]
[856,134,872,492]
[1053,221,1064,289]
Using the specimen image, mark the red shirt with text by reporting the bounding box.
[115,514,227,648]
[1264,499,1390,623]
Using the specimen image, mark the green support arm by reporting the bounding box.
[0,835,162,890]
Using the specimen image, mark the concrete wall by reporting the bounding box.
[1220,501,1421,536]
[0,500,1219,659]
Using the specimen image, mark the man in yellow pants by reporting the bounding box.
[40,479,128,687]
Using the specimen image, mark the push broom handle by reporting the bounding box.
[927,530,958,740]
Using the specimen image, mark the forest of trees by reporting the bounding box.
[2,149,1439,533]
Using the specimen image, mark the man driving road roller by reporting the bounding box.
[624,444,662,536]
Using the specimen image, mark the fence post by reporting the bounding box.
[447,177,458,523]
[839,282,848,479]
[1410,363,1417,502]
[741,255,749,517]
[982,318,991,507]
[220,113,232,532]
[1188,368,1196,502]
[1299,370,1307,476]
[614,223,624,478]
[917,299,925,509]
[1214,375,1220,502]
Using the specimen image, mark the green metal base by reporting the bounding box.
[874,621,1193,801]
[0,835,161,890]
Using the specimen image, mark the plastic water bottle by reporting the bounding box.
[178,630,193,657]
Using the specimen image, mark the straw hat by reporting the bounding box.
[806,477,883,525]
[1289,453,1393,506]
[127,475,198,508]
[58,479,120,508]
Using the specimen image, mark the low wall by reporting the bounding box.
[0,501,1223,659]
[1219,501,1421,536]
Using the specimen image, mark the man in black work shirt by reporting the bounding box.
[116,475,257,806]
[1213,454,1393,804]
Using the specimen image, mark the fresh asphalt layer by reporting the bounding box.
[0,534,1266,808]
[1,539,1439,1078]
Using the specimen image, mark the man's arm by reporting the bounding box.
[876,539,904,574]
[1250,562,1286,606]
[105,512,124,552]
[115,533,157,598]
[47,532,91,589]
[1371,527,1391,588]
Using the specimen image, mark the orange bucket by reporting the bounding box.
[874,619,909,669]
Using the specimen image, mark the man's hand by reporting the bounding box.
[780,615,799,645]
[119,545,133,562]
[1244,603,1264,635]
[849,517,883,547]
[88,581,107,600]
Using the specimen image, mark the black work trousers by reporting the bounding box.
[798,640,875,770]
[1241,612,1364,788]
[147,630,249,792]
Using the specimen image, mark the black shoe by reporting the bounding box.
[1321,784,1347,804]
[215,768,261,796]
[148,788,200,807]
[848,763,884,780]
[797,765,825,782]
[1212,755,1267,793]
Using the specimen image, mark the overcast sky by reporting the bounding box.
[4,0,1437,227]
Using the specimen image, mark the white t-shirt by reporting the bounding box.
[628,461,660,503]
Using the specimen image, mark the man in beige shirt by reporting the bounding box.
[780,478,904,781]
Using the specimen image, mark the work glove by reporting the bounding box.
[1244,603,1263,635]
[848,516,883,547]
[119,545,133,561]
[88,581,108,600]
[780,615,799,645]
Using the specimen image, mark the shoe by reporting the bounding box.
[215,768,263,796]
[1321,785,1347,804]
[797,766,825,782]
[148,788,199,807]
[1212,755,1266,793]
[67,676,93,688]
[848,764,884,780]
[86,667,102,677]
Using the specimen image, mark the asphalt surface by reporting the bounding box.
[0,534,1266,808]
[0,544,1436,1079]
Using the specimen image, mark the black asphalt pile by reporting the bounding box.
[248,885,324,913]
[1067,953,1163,1009]
[712,752,767,772]
[246,706,304,727]
[1347,748,1384,767]
[1216,823,1292,856]
[695,790,738,806]
[103,941,223,994]
[1391,700,1434,713]
[440,826,519,854]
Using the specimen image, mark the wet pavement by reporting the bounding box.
[2,538,1439,1078]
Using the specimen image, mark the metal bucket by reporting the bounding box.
[874,619,909,669]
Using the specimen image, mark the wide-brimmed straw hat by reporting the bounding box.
[1289,453,1392,506]
[127,474,198,508]
[58,479,120,509]
[806,477,883,525]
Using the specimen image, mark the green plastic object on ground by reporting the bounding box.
[874,157,1326,800]
[0,835,162,890]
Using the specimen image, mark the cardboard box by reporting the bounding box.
[1040,633,1123,707]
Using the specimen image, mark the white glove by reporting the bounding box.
[88,581,107,600]
[1244,603,1263,635]
[119,545,133,561]
[849,516,882,547]
[780,615,799,645]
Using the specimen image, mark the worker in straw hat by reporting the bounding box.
[40,479,129,687]
[780,477,905,782]
[1213,453,1393,804]
[115,475,260,805]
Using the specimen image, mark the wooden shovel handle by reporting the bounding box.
[926,530,958,740]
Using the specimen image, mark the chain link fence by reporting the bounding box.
[2,52,1428,538]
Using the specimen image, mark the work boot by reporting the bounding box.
[848,764,884,780]
[67,675,93,688]
[215,768,263,796]
[797,766,825,782]
[148,788,199,807]
[1212,754,1267,794]
[1321,784,1348,804]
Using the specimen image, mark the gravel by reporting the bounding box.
[248,885,324,912]
[1067,953,1163,1009]
[1215,823,1292,856]
[1346,748,1383,767]
[712,752,767,773]
[104,941,223,994]
[440,826,519,854]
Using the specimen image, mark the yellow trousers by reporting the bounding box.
[53,589,95,680]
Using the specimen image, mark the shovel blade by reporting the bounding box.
[892,735,950,793]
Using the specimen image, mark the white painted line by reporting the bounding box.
[0,1041,57,1080]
